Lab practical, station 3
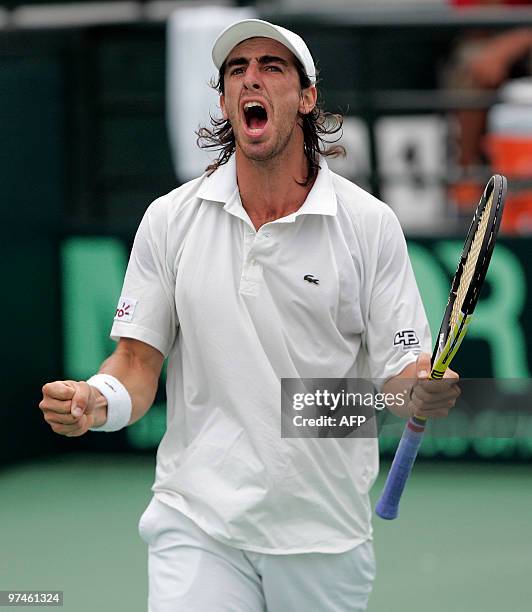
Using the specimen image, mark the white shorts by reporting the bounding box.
[138,497,376,612]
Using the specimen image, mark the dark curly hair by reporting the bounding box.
[196,57,345,186]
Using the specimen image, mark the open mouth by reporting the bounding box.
[243,101,268,132]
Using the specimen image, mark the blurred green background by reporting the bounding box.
[2,455,531,611]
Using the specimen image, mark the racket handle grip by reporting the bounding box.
[375,417,426,520]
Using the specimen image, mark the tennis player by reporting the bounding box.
[39,19,459,611]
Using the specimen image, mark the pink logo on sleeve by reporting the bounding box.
[114,296,138,323]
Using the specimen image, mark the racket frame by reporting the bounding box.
[375,174,507,521]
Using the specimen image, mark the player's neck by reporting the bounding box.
[235,146,315,231]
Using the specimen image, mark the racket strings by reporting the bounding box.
[449,191,494,331]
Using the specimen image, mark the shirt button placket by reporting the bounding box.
[240,228,261,296]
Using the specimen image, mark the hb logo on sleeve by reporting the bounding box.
[114,296,138,323]
[393,329,420,350]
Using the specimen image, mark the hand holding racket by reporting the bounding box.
[375,174,507,521]
[409,352,460,417]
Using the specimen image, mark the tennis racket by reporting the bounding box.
[375,174,507,520]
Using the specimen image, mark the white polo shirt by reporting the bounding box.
[111,155,431,554]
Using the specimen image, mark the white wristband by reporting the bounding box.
[87,374,132,432]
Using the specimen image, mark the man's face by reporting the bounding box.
[220,37,316,162]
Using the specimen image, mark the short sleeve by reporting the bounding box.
[365,209,431,382]
[111,201,178,357]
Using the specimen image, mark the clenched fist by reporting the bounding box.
[39,380,107,437]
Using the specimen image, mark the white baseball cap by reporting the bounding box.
[212,18,316,85]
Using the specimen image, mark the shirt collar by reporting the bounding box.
[196,154,239,204]
[196,154,337,220]
[296,157,337,217]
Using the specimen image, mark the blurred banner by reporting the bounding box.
[166,5,256,182]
